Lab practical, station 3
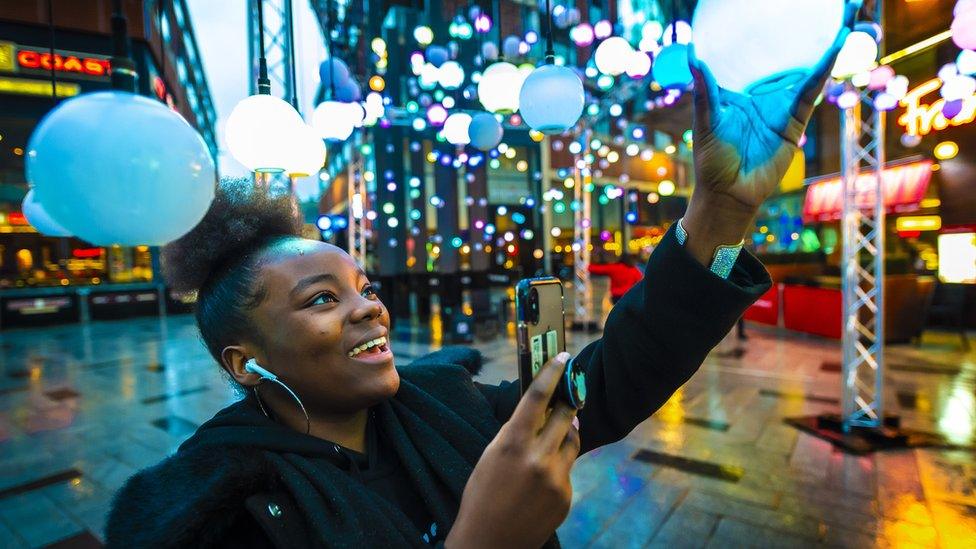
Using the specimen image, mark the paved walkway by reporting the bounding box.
[0,304,973,547]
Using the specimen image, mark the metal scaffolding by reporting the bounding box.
[248,0,297,105]
[839,0,886,432]
[346,140,367,267]
[572,130,594,330]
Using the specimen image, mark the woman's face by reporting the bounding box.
[246,239,398,415]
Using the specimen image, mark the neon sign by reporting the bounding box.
[803,160,933,222]
[15,49,111,78]
[898,78,976,137]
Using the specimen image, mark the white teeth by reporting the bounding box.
[348,337,388,357]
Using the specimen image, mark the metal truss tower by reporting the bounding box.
[840,0,886,432]
[248,0,297,105]
[572,130,595,331]
[346,138,367,267]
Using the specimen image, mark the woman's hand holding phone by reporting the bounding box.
[446,352,580,549]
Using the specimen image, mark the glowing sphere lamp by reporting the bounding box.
[27,91,215,246]
[312,100,357,141]
[22,189,71,237]
[571,24,595,47]
[319,58,351,88]
[285,125,326,177]
[335,78,361,102]
[692,0,845,94]
[443,113,472,145]
[226,93,306,172]
[468,112,504,151]
[438,61,465,89]
[831,31,879,79]
[958,49,976,76]
[952,8,976,50]
[594,37,633,76]
[478,61,524,113]
[625,51,652,78]
[426,45,450,67]
[519,64,585,134]
[652,44,693,89]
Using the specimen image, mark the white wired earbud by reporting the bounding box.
[245,358,310,435]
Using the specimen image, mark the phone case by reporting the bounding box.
[515,277,566,395]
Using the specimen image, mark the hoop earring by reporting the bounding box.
[253,378,311,435]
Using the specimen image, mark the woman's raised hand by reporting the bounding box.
[446,353,580,549]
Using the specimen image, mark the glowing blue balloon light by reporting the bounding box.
[21,189,71,237]
[692,0,846,95]
[519,65,585,134]
[27,91,215,246]
[652,44,693,90]
[468,112,504,151]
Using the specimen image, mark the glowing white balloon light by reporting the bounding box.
[652,44,693,89]
[693,0,845,95]
[285,125,326,177]
[519,64,585,134]
[226,93,306,172]
[312,101,358,141]
[28,91,215,246]
[885,75,909,100]
[942,75,976,101]
[662,20,692,46]
[438,61,466,90]
[625,51,652,78]
[478,62,524,113]
[831,31,879,79]
[419,63,440,90]
[443,113,473,145]
[22,189,71,237]
[594,37,634,76]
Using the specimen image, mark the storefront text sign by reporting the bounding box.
[0,41,111,81]
[898,78,976,137]
[802,160,933,222]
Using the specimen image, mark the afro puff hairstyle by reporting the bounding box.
[162,177,302,363]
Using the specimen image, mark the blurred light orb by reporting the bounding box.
[419,63,440,89]
[318,58,351,88]
[481,41,499,61]
[652,44,693,89]
[873,92,898,111]
[426,45,450,67]
[594,20,614,40]
[832,31,879,79]
[900,132,922,148]
[943,99,964,119]
[657,180,676,196]
[227,93,305,172]
[957,49,976,76]
[474,14,492,33]
[368,75,385,92]
[625,51,652,78]
[335,78,362,102]
[886,75,910,100]
[941,74,976,101]
[468,112,504,150]
[956,0,976,16]
[952,8,976,50]
[868,66,895,90]
[836,90,859,109]
[934,141,959,160]
[570,24,595,47]
[371,38,387,56]
[595,37,634,76]
[28,91,215,246]
[22,189,71,236]
[503,35,522,59]
[642,20,664,42]
[438,61,466,89]
[519,65,585,134]
[851,71,871,88]
[414,26,434,45]
[662,20,692,46]
[312,100,358,141]
[939,63,959,81]
[426,104,448,126]
[443,112,472,145]
[478,62,524,113]
[693,0,845,94]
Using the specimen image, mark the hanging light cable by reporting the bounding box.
[312,0,360,141]
[46,0,57,104]
[478,0,523,113]
[110,0,138,91]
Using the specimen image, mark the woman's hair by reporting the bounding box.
[162,177,302,363]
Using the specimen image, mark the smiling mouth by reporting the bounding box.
[348,336,390,358]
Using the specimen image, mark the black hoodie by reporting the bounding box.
[105,227,770,548]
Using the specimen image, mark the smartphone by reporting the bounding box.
[515,277,586,409]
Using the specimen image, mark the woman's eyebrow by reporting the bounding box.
[290,273,338,300]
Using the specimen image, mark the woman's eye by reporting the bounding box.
[310,293,338,306]
[362,285,377,298]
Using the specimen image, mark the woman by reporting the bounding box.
[105,15,853,546]
[588,253,644,305]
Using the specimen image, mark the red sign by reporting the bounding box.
[72,248,103,258]
[16,49,111,78]
[802,160,933,222]
[7,212,28,225]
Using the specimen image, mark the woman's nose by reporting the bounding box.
[351,298,384,323]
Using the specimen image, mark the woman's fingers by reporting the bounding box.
[558,417,582,467]
[538,403,577,454]
[509,352,571,437]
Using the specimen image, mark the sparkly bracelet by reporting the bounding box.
[675,218,743,280]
